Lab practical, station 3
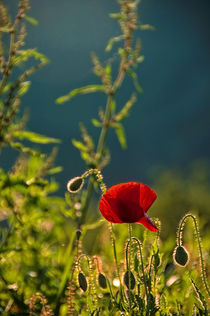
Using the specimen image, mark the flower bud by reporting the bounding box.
[123,270,136,290]
[78,272,87,292]
[67,177,84,193]
[98,273,107,289]
[76,229,82,240]
[173,245,189,267]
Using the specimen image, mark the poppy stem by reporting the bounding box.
[176,213,210,296]
[108,223,123,297]
[133,237,149,310]
[128,223,132,314]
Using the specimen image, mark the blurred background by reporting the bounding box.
[2,0,210,235]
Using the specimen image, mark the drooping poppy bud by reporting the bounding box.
[78,272,87,292]
[76,229,82,240]
[67,177,84,193]
[173,246,189,267]
[124,270,136,290]
[99,182,158,232]
[98,273,107,289]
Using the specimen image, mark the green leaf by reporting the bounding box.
[72,139,87,152]
[47,166,63,175]
[24,15,39,26]
[114,94,136,122]
[12,131,61,144]
[17,81,31,97]
[0,26,12,33]
[137,56,145,64]
[127,69,143,93]
[105,35,124,52]
[91,119,101,127]
[56,85,105,104]
[109,13,122,19]
[139,24,155,31]
[114,123,127,149]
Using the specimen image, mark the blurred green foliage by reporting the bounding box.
[0,0,209,315]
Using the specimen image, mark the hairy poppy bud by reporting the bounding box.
[76,229,82,240]
[123,270,136,290]
[78,272,87,292]
[173,246,189,267]
[98,273,107,289]
[67,177,84,193]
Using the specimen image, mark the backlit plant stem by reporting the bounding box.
[177,213,210,296]
[132,237,148,309]
[128,224,132,314]
[79,93,114,226]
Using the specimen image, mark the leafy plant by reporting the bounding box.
[0,0,209,315]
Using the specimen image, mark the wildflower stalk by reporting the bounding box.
[128,223,132,314]
[108,222,123,300]
[78,93,114,227]
[132,237,149,309]
[177,213,210,296]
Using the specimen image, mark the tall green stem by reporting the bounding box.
[128,224,132,314]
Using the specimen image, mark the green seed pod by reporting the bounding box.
[123,270,136,290]
[78,272,87,292]
[67,177,84,193]
[98,273,107,289]
[173,246,189,267]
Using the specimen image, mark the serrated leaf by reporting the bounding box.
[56,85,105,104]
[72,139,87,152]
[191,278,208,312]
[91,119,101,127]
[114,123,127,149]
[12,131,61,144]
[24,15,39,26]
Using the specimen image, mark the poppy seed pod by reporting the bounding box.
[173,246,189,267]
[67,177,84,193]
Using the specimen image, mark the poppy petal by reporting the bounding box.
[139,183,157,213]
[99,183,144,223]
[137,214,158,232]
[99,193,123,223]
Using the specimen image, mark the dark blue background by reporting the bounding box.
[3,0,210,194]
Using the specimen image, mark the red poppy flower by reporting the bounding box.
[99,182,158,232]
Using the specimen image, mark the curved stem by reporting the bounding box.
[177,213,210,296]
